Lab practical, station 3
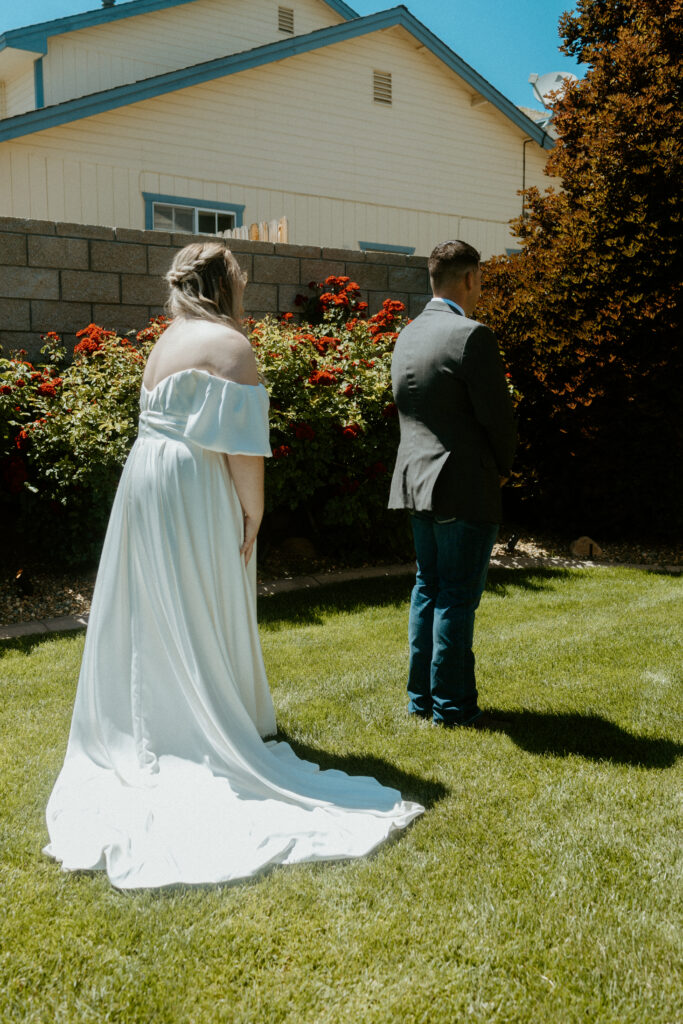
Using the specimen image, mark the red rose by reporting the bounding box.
[273,444,292,459]
[295,422,316,441]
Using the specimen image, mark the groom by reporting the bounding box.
[389,240,516,728]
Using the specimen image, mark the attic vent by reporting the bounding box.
[373,70,392,105]
[278,6,294,33]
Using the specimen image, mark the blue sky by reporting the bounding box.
[0,0,583,109]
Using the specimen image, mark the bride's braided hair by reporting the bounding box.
[165,241,247,327]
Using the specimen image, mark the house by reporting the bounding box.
[0,0,554,258]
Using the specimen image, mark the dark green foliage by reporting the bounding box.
[479,0,683,536]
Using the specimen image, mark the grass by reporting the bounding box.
[0,567,681,1023]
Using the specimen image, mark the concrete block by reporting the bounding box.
[224,238,275,254]
[31,300,92,333]
[0,217,55,235]
[323,247,365,263]
[92,304,149,334]
[351,263,388,291]
[148,245,180,276]
[231,251,252,279]
[363,250,407,266]
[409,293,433,317]
[56,222,115,240]
[274,243,320,259]
[170,231,241,248]
[0,266,59,300]
[388,265,430,292]
[278,284,305,313]
[0,331,44,360]
[299,259,345,285]
[28,235,89,270]
[116,227,172,245]
[406,255,429,269]
[253,255,300,285]
[0,232,27,266]
[121,274,166,306]
[61,270,119,303]
[243,282,277,313]
[91,241,147,274]
[0,298,30,331]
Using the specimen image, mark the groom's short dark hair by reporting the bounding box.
[429,240,481,290]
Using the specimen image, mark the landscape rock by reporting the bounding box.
[570,536,604,559]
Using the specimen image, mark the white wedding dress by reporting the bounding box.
[45,368,423,888]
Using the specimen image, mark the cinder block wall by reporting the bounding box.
[0,217,431,360]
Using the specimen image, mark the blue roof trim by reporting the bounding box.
[142,192,245,230]
[359,241,415,255]
[33,57,44,109]
[0,6,551,150]
[0,0,359,54]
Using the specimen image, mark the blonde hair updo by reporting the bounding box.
[165,241,247,327]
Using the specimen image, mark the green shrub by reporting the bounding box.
[0,283,409,566]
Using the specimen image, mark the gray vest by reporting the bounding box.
[388,300,516,523]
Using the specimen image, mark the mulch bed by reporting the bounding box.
[1,533,679,628]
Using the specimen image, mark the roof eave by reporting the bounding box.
[0,0,359,55]
[0,5,553,151]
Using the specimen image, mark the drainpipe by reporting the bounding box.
[521,138,533,218]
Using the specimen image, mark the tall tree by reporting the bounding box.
[481,0,683,536]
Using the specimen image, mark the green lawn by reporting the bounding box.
[1,568,681,1023]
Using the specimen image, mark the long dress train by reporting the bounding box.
[44,368,423,888]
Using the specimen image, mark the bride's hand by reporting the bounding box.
[240,513,260,565]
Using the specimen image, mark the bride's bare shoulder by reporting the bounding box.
[195,322,259,386]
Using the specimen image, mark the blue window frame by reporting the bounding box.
[358,240,415,255]
[142,192,245,234]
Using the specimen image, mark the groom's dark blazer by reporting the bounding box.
[388,299,516,524]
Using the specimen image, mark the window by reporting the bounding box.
[373,70,392,105]
[152,204,235,234]
[142,193,245,234]
[278,6,294,33]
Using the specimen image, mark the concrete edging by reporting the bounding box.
[0,556,679,641]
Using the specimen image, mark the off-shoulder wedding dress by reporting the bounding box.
[44,368,422,888]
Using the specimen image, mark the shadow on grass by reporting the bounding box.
[0,631,84,660]
[274,730,449,810]
[486,566,576,595]
[258,568,576,628]
[499,709,682,769]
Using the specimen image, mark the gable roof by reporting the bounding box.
[0,0,359,54]
[0,5,553,149]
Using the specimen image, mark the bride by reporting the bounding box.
[44,241,423,889]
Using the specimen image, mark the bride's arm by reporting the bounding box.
[225,454,264,565]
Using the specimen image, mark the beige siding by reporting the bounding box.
[0,26,554,257]
[43,0,344,107]
[4,65,35,118]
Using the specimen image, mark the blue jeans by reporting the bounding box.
[408,514,498,726]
